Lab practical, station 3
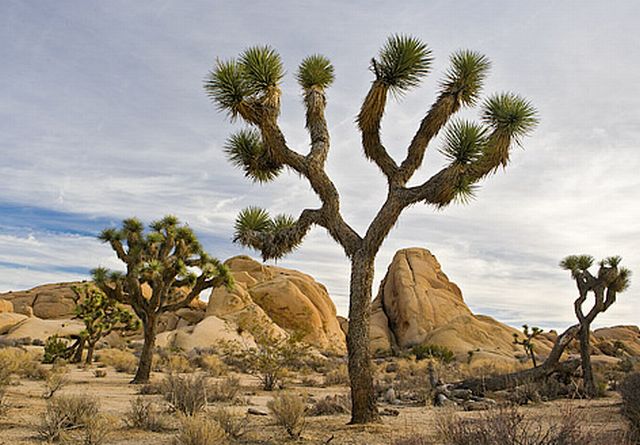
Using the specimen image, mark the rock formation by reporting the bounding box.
[369,248,551,364]
[207,255,346,354]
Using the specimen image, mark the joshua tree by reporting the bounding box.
[513,324,543,368]
[92,216,233,383]
[560,254,631,397]
[205,35,537,423]
[71,285,140,365]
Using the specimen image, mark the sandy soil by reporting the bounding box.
[0,366,630,445]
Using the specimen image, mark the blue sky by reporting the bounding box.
[2,0,639,330]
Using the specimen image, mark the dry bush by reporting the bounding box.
[210,407,248,439]
[79,414,112,445]
[208,376,241,403]
[163,374,208,416]
[620,372,640,439]
[308,394,350,416]
[392,436,431,445]
[323,363,349,386]
[0,346,43,379]
[198,354,228,377]
[435,405,593,445]
[507,376,571,405]
[124,397,167,432]
[93,369,107,378]
[0,380,8,416]
[267,392,306,439]
[173,415,226,445]
[383,359,434,405]
[96,349,137,373]
[36,395,100,442]
[43,364,70,399]
[138,381,164,395]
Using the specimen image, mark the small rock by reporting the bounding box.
[450,389,473,400]
[436,393,456,407]
[463,400,493,411]
[380,408,400,417]
[385,363,398,373]
[247,408,268,416]
[384,388,396,403]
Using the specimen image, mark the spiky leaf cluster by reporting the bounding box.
[297,55,335,89]
[233,207,302,260]
[372,34,432,95]
[560,254,595,278]
[440,119,488,166]
[482,93,539,139]
[224,129,282,183]
[205,46,284,120]
[72,286,139,344]
[441,50,490,106]
[94,215,232,309]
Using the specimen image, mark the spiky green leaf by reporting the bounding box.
[233,207,272,246]
[606,256,622,268]
[204,59,250,119]
[560,254,594,277]
[440,50,490,106]
[372,34,432,95]
[296,54,335,89]
[482,93,539,139]
[440,119,488,166]
[612,267,632,292]
[270,214,297,232]
[224,129,282,183]
[98,228,121,243]
[239,45,284,93]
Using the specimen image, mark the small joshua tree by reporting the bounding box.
[513,324,543,368]
[560,255,631,397]
[71,285,140,365]
[205,35,537,422]
[92,216,233,383]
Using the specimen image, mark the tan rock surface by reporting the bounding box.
[0,282,83,318]
[156,315,256,350]
[0,298,13,313]
[0,313,28,335]
[207,256,346,354]
[370,248,554,362]
[3,317,84,341]
[594,325,640,356]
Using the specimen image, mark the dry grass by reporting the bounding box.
[125,396,168,432]
[620,372,640,439]
[36,394,100,442]
[97,349,138,373]
[323,363,349,386]
[267,392,307,439]
[198,354,228,377]
[308,394,350,416]
[210,407,248,439]
[208,376,241,403]
[43,364,70,399]
[163,374,208,416]
[173,415,226,445]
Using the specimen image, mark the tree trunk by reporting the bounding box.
[579,322,596,397]
[347,253,379,424]
[132,314,157,384]
[85,341,96,366]
[71,337,85,364]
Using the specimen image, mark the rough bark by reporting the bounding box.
[579,322,596,397]
[132,314,157,384]
[85,341,96,366]
[347,254,379,423]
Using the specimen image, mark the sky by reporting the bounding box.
[1,0,639,331]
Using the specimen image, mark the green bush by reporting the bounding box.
[411,344,455,363]
[43,335,71,364]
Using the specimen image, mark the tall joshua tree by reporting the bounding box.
[560,255,631,397]
[92,216,233,383]
[205,35,538,423]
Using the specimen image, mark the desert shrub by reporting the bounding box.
[436,405,592,445]
[411,344,455,364]
[174,415,226,445]
[323,363,349,386]
[93,369,107,378]
[138,381,164,395]
[80,414,112,445]
[97,348,137,373]
[267,392,306,439]
[155,349,194,374]
[308,394,350,416]
[43,335,72,364]
[43,364,70,399]
[0,380,8,416]
[222,334,309,391]
[36,395,100,442]
[390,359,435,405]
[125,397,167,432]
[198,354,228,377]
[163,374,208,416]
[0,346,43,379]
[210,407,248,439]
[208,376,241,403]
[620,372,640,438]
